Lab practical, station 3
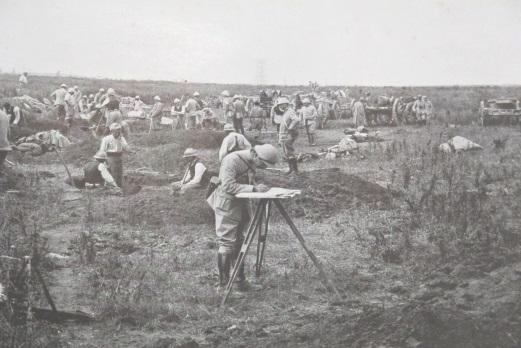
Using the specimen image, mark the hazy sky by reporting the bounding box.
[1,0,520,85]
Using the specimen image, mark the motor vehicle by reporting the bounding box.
[479,98,521,126]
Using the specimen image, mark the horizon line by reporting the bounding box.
[1,71,520,89]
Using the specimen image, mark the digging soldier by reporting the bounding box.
[66,151,121,192]
[171,148,209,194]
[207,144,279,291]
[99,123,130,187]
[277,97,300,174]
[51,84,68,125]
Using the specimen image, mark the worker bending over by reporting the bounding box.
[207,144,279,290]
[99,123,130,187]
[171,148,209,193]
[219,123,251,162]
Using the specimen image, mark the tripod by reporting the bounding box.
[221,197,341,305]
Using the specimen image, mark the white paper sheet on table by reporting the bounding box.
[235,187,301,199]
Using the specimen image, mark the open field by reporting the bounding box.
[2,76,521,347]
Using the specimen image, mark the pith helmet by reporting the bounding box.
[275,97,290,107]
[183,148,198,158]
[254,144,279,165]
[109,123,122,131]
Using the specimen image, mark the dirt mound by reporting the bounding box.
[106,186,214,228]
[257,168,392,221]
[338,302,519,348]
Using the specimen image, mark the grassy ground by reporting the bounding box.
[2,77,521,347]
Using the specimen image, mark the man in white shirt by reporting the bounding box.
[171,148,208,193]
[94,88,105,104]
[170,98,184,129]
[184,93,200,129]
[18,72,28,86]
[299,98,318,146]
[51,84,68,122]
[149,96,164,131]
[219,123,251,162]
[99,123,130,187]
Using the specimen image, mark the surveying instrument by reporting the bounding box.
[221,188,341,305]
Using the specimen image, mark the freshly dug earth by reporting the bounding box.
[257,167,393,222]
[116,168,393,227]
[101,185,214,228]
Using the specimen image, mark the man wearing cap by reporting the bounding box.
[221,90,235,125]
[207,144,279,290]
[94,88,105,104]
[232,95,246,134]
[170,98,185,129]
[270,98,284,133]
[201,108,218,130]
[352,97,367,127]
[418,96,429,124]
[51,84,68,122]
[99,123,130,187]
[149,96,164,131]
[18,72,28,87]
[171,148,209,193]
[300,98,318,146]
[66,150,120,190]
[101,88,127,135]
[0,109,11,174]
[248,100,265,132]
[277,97,300,174]
[412,95,424,123]
[184,93,201,129]
[128,96,145,118]
[219,123,252,162]
[64,88,77,133]
[316,96,330,130]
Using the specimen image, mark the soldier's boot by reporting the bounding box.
[284,158,294,175]
[217,252,232,289]
[310,135,316,146]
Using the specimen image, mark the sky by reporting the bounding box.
[1,0,520,86]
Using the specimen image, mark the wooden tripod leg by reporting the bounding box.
[34,267,57,312]
[255,200,272,277]
[273,200,342,299]
[221,200,266,306]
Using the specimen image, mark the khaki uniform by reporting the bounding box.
[219,132,252,162]
[352,101,366,127]
[300,105,318,134]
[207,150,254,254]
[278,108,300,159]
